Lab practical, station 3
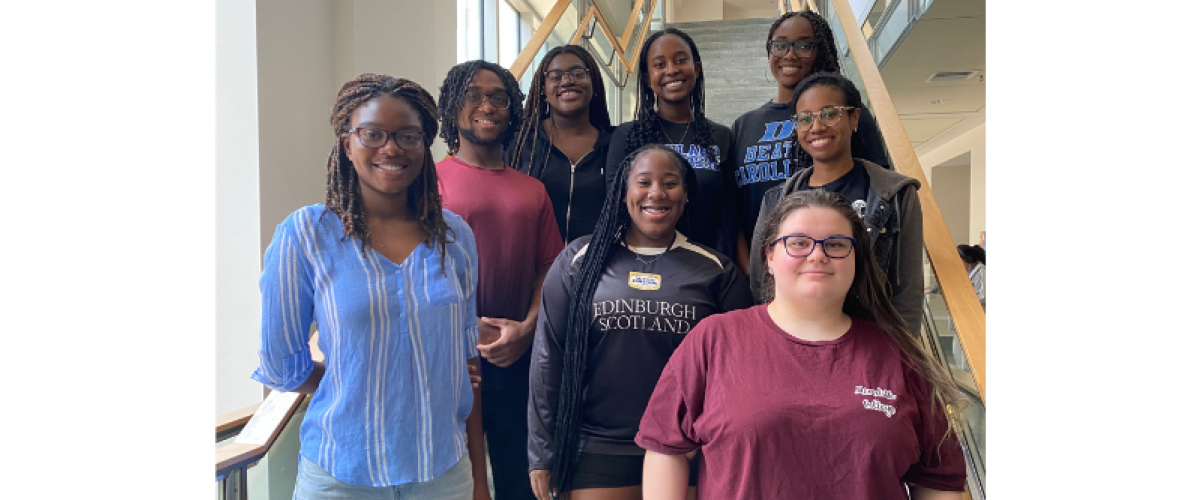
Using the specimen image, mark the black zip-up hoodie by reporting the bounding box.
[507,125,612,244]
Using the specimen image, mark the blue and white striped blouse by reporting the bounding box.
[252,205,479,487]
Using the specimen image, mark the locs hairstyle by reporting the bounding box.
[549,144,697,493]
[765,10,841,77]
[785,72,864,171]
[437,60,526,156]
[511,45,613,179]
[759,189,962,444]
[622,28,718,166]
[322,73,454,266]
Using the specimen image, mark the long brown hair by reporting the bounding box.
[760,189,962,441]
[323,73,453,265]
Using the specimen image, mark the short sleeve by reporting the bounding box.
[716,263,754,313]
[452,215,481,359]
[901,366,967,491]
[251,212,316,392]
[535,189,565,267]
[636,323,711,455]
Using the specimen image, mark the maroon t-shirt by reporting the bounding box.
[437,157,564,388]
[636,305,965,499]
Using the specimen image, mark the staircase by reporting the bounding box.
[668,17,778,128]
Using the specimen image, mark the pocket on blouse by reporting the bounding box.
[422,252,465,306]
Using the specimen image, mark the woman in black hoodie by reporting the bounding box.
[509,45,613,244]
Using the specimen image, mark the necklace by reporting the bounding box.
[629,233,676,266]
[658,118,692,144]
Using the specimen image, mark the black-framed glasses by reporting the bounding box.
[792,106,856,131]
[545,68,589,84]
[349,127,424,150]
[769,40,816,57]
[771,234,856,259]
[464,91,511,108]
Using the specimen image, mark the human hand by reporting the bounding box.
[467,360,481,389]
[530,469,553,500]
[477,317,535,368]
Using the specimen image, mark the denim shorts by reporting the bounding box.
[293,454,473,500]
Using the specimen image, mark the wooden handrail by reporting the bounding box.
[216,402,261,435]
[589,5,634,73]
[509,0,574,80]
[828,0,985,404]
[216,334,322,478]
[619,0,646,51]
[509,0,656,90]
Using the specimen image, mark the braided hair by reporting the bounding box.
[765,10,841,76]
[785,72,863,175]
[549,144,699,493]
[769,11,842,171]
[623,28,718,166]
[322,73,454,265]
[511,45,613,178]
[437,60,526,156]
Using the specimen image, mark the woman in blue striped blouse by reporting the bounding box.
[253,74,490,499]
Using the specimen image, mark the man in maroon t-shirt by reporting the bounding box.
[436,60,563,500]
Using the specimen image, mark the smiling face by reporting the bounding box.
[457,68,510,147]
[341,96,425,200]
[794,84,860,166]
[770,16,818,88]
[645,34,699,105]
[624,149,688,248]
[766,206,856,304]
[543,53,593,118]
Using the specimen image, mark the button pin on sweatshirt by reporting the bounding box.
[629,272,662,290]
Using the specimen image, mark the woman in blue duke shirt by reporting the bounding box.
[253,74,490,500]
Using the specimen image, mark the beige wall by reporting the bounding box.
[917,122,986,243]
[931,162,971,245]
[667,0,724,22]
[723,2,778,19]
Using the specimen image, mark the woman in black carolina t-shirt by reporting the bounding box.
[729,10,889,271]
[605,28,739,259]
[530,144,752,500]
[509,45,613,244]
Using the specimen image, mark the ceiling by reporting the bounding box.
[876,0,985,150]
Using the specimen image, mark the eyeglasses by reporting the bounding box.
[464,91,511,108]
[771,234,856,259]
[769,40,816,57]
[349,127,425,150]
[792,106,856,131]
[545,68,589,84]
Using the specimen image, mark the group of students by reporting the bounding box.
[253,10,968,500]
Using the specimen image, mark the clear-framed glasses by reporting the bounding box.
[769,40,816,57]
[349,127,424,150]
[464,91,511,108]
[545,68,589,84]
[771,234,856,259]
[792,106,856,131]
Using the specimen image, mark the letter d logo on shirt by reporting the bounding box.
[628,272,662,291]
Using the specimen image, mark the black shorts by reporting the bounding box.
[569,452,700,490]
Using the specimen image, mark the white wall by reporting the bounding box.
[216,0,265,417]
[931,163,971,245]
[723,3,778,20]
[918,122,986,243]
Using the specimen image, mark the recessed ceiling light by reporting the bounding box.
[930,99,948,105]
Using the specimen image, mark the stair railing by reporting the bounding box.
[823,0,985,403]
[509,0,658,88]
